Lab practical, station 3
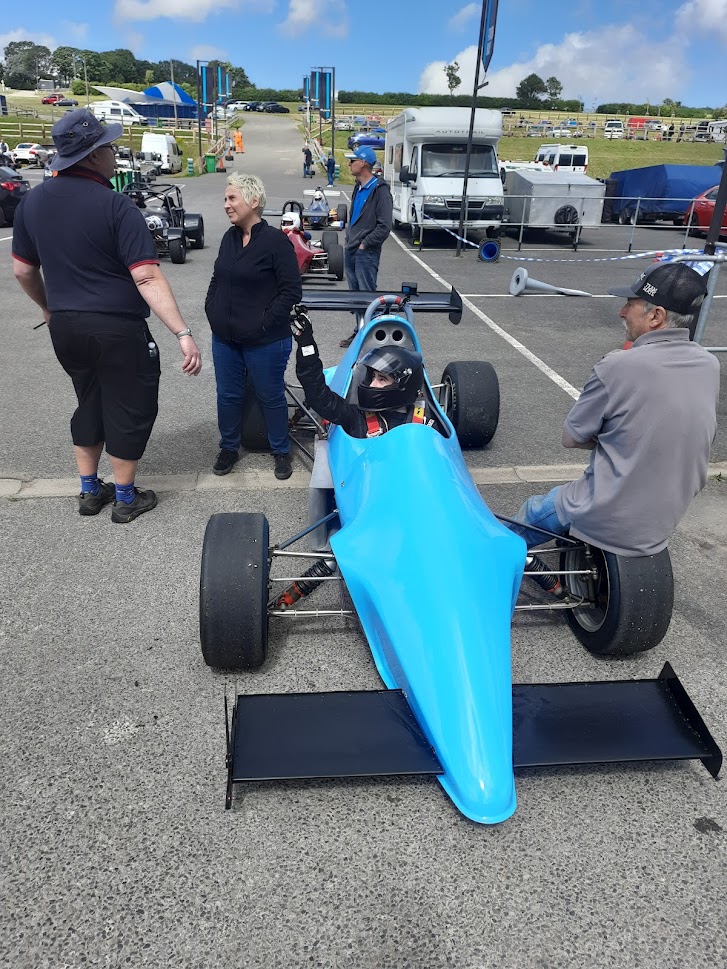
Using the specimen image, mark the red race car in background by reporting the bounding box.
[280,210,344,281]
[684,186,727,238]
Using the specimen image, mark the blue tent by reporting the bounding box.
[610,164,721,221]
[142,82,196,106]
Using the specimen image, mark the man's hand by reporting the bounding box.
[178,334,202,375]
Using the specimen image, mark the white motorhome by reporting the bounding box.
[140,132,184,174]
[91,100,149,126]
[384,107,504,241]
[533,143,589,173]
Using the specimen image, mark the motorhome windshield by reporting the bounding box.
[422,143,498,177]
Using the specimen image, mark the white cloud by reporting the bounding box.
[0,28,57,54]
[189,44,229,61]
[448,4,479,31]
[60,22,90,43]
[278,0,349,37]
[418,25,688,105]
[113,0,272,23]
[675,0,727,44]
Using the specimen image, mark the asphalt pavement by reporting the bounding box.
[1,112,726,969]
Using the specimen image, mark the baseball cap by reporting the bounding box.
[50,109,123,171]
[344,146,377,166]
[608,262,707,315]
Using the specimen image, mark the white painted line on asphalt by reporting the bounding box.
[461,293,618,298]
[389,232,582,400]
[0,235,13,242]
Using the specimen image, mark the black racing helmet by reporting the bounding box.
[357,346,424,412]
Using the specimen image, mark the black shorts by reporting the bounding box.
[49,311,161,461]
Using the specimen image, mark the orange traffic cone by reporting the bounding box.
[216,156,226,173]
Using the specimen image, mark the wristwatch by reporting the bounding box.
[175,328,193,340]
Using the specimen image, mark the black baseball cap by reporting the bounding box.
[609,262,707,315]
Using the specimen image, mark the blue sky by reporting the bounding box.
[3,0,727,108]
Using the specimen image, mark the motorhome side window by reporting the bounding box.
[421,143,498,177]
[393,144,403,172]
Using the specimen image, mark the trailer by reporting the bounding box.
[609,164,722,224]
[503,169,605,244]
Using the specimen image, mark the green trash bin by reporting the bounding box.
[205,154,217,174]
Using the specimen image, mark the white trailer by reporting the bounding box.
[503,170,605,245]
[383,107,504,244]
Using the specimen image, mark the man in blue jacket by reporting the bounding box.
[340,145,393,347]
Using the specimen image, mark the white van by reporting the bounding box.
[384,107,504,241]
[534,143,589,173]
[140,132,184,174]
[91,100,148,126]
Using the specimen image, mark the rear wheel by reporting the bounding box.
[440,361,499,448]
[327,242,344,280]
[169,237,186,264]
[321,230,338,253]
[189,217,205,249]
[0,207,6,229]
[200,513,270,670]
[560,544,674,656]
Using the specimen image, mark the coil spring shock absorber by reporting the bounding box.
[273,558,336,610]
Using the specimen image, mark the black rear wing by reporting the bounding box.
[299,285,463,325]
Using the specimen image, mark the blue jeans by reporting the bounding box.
[508,486,569,548]
[344,246,381,292]
[212,334,292,454]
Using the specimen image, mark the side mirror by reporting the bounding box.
[399,166,410,185]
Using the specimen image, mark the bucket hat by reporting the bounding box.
[50,109,123,171]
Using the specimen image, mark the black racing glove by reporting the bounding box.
[290,305,314,343]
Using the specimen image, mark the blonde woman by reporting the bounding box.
[205,173,302,478]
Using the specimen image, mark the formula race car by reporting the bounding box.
[123,183,204,264]
[280,207,344,281]
[265,189,348,230]
[199,287,722,824]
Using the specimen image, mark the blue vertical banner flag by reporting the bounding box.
[320,70,332,119]
[310,70,320,108]
[483,0,499,73]
[303,75,310,101]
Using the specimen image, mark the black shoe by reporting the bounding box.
[213,449,239,475]
[111,488,158,524]
[273,453,293,480]
[339,332,357,348]
[525,554,567,599]
[78,480,115,517]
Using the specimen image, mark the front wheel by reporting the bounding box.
[336,203,348,226]
[440,361,500,448]
[321,230,338,253]
[169,237,186,264]
[560,544,673,656]
[327,242,344,280]
[200,513,270,670]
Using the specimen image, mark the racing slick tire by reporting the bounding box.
[169,237,186,264]
[321,230,338,253]
[336,203,348,226]
[240,385,271,451]
[440,361,499,448]
[188,217,205,249]
[560,544,674,657]
[327,242,345,280]
[200,512,270,670]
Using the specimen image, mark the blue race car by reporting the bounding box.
[199,287,722,823]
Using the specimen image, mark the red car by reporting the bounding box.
[684,186,727,237]
[41,94,64,105]
[280,214,344,280]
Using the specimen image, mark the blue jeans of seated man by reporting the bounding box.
[212,334,292,454]
[508,485,570,549]
[344,246,381,292]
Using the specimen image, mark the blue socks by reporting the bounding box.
[80,473,100,496]
[115,482,136,505]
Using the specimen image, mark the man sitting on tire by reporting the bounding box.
[508,262,719,597]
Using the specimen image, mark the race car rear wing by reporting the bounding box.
[299,284,463,325]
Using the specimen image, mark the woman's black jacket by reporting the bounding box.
[205,219,302,346]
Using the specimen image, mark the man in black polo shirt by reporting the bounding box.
[12,109,201,523]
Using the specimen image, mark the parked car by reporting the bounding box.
[684,186,727,237]
[41,94,64,105]
[11,143,49,167]
[0,165,31,227]
[264,103,290,113]
[347,130,386,150]
[56,98,79,107]
[603,119,625,139]
[243,101,261,112]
